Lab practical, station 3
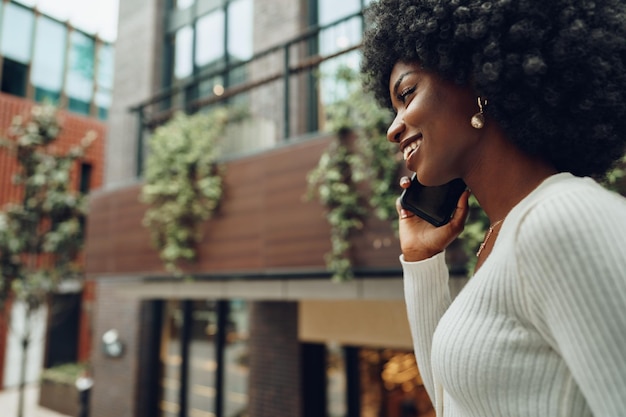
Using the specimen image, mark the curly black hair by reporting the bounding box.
[361,0,626,177]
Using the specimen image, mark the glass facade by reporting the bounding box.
[158,300,249,417]
[31,16,67,105]
[323,346,434,417]
[317,0,362,112]
[165,0,253,91]
[223,300,249,417]
[66,31,95,115]
[187,300,218,415]
[1,2,34,64]
[174,25,194,80]
[196,10,225,70]
[226,0,253,63]
[0,2,113,119]
[160,300,184,417]
[96,43,115,119]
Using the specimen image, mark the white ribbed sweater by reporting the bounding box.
[401,173,626,417]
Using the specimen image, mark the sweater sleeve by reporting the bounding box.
[401,251,451,409]
[516,185,626,416]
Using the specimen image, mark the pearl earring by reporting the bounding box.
[471,97,488,129]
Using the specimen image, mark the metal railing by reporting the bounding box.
[130,11,365,176]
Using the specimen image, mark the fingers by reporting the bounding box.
[397,176,413,218]
[448,189,471,231]
[396,196,414,219]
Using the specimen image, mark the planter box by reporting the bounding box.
[39,378,79,416]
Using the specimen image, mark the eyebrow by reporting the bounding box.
[393,70,418,96]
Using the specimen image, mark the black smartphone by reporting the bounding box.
[400,173,467,227]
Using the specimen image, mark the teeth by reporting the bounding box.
[403,140,421,160]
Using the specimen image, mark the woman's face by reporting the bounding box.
[387,61,482,186]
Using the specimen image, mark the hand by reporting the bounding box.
[396,176,471,262]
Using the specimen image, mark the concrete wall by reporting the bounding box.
[104,0,163,188]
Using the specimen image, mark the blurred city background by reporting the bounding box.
[4,1,622,417]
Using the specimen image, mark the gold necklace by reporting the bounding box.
[476,219,504,257]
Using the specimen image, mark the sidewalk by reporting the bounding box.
[0,384,70,417]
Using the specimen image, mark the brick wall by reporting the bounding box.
[89,279,143,417]
[248,301,302,417]
[0,93,106,205]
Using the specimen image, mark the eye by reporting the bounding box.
[397,85,416,103]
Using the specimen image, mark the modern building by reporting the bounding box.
[0,0,110,390]
[85,1,466,417]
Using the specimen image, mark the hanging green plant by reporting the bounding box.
[306,128,367,281]
[307,66,395,281]
[140,108,229,275]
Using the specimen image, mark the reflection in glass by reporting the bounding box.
[1,59,28,97]
[224,300,249,417]
[66,31,95,115]
[96,43,114,119]
[360,348,434,417]
[175,25,194,79]
[177,0,195,10]
[1,2,34,63]
[160,300,184,417]
[227,0,253,62]
[195,10,225,69]
[187,300,217,415]
[31,16,67,104]
[327,343,347,417]
[316,0,363,130]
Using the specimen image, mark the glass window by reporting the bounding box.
[177,0,195,10]
[1,2,34,64]
[160,300,184,417]
[316,0,363,129]
[1,59,28,97]
[318,0,360,26]
[224,300,249,417]
[175,25,194,79]
[360,348,434,417]
[195,10,225,69]
[31,16,67,105]
[12,0,36,6]
[66,31,95,115]
[327,343,347,417]
[187,300,217,416]
[96,43,114,120]
[227,0,253,62]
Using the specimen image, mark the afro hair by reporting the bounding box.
[361,0,626,177]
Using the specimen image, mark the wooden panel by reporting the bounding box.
[85,135,402,277]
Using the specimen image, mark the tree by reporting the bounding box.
[0,104,94,417]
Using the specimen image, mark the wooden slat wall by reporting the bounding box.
[85,135,403,277]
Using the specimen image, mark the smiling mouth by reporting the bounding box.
[402,137,423,161]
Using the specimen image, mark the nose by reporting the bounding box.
[386,117,405,143]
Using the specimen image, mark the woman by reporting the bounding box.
[361,0,626,416]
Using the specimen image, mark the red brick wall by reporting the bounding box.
[77,280,96,363]
[248,302,302,417]
[0,93,106,206]
[0,300,12,387]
